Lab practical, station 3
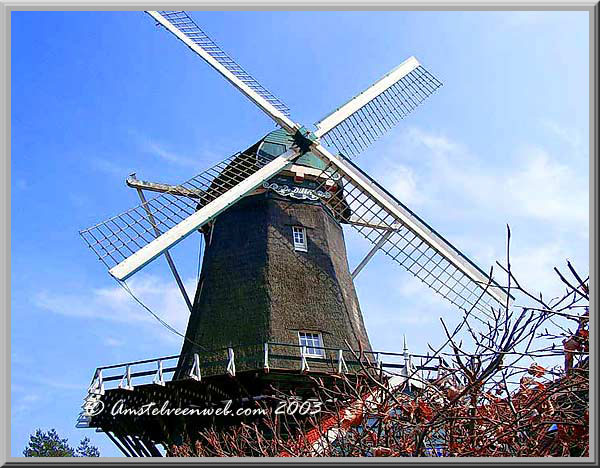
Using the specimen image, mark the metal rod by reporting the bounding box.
[97,353,181,371]
[351,230,394,279]
[132,175,193,312]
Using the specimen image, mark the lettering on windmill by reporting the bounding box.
[263,181,332,201]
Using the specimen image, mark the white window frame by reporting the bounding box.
[292,226,308,252]
[298,331,325,358]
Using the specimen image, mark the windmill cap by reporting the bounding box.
[258,128,329,172]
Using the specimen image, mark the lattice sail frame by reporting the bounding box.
[311,157,508,317]
[149,11,290,117]
[81,148,508,317]
[315,58,442,158]
[80,151,277,270]
[80,10,508,315]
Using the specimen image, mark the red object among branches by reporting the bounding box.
[167,243,589,458]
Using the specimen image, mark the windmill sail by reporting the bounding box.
[84,10,509,315]
[309,143,510,316]
[314,57,442,158]
[81,149,298,280]
[146,11,297,133]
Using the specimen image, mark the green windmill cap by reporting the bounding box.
[258,128,328,171]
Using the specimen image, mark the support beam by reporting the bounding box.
[263,343,270,372]
[351,230,394,279]
[130,435,153,457]
[310,142,511,306]
[226,347,236,376]
[348,217,401,231]
[132,175,193,313]
[114,433,138,457]
[127,174,202,199]
[109,149,297,281]
[141,439,163,457]
[104,431,131,457]
[314,56,420,138]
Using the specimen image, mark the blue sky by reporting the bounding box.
[11,10,589,457]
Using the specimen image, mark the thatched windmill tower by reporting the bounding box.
[76,11,509,456]
[174,129,372,379]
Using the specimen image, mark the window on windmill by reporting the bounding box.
[292,226,307,252]
[298,332,325,357]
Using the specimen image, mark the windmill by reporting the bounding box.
[77,11,510,456]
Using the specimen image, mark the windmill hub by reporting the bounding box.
[255,129,348,219]
[292,126,319,154]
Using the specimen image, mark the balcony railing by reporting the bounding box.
[77,342,445,428]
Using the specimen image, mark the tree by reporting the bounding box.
[23,429,100,457]
[76,437,101,457]
[168,228,589,457]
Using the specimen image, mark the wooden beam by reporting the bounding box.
[314,57,420,137]
[147,11,298,135]
[126,174,202,199]
[132,177,194,313]
[109,149,298,281]
[351,230,394,279]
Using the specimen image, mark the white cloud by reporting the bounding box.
[89,157,130,178]
[11,352,32,366]
[506,146,588,225]
[404,128,462,155]
[104,337,124,348]
[33,274,197,343]
[382,163,424,206]
[508,240,586,301]
[358,262,457,330]
[21,394,40,403]
[374,126,588,230]
[357,125,588,339]
[131,130,222,171]
[542,120,585,153]
[375,128,495,220]
[129,130,242,175]
[140,139,200,168]
[12,393,41,417]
